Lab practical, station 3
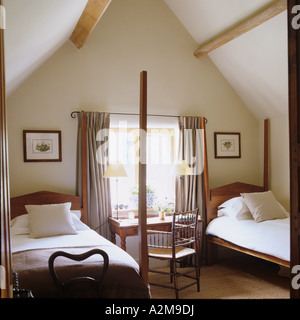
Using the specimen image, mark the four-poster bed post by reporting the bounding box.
[138,71,148,283]
[263,118,269,191]
[81,113,88,225]
[0,0,13,298]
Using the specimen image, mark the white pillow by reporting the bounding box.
[217,196,253,220]
[11,210,89,235]
[71,210,81,219]
[25,203,77,238]
[71,212,90,231]
[10,214,30,235]
[240,190,289,222]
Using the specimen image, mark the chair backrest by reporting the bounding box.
[172,208,199,248]
[48,249,109,298]
[147,208,199,255]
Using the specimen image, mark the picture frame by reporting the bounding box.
[23,130,62,162]
[214,132,241,159]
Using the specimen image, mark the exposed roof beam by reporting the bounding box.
[70,0,112,49]
[194,0,287,58]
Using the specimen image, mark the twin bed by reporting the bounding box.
[10,191,151,298]
[205,182,290,268]
[203,119,290,269]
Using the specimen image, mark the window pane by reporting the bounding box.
[108,115,178,216]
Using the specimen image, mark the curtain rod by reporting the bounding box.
[71,110,208,123]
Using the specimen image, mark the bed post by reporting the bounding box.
[81,113,88,224]
[0,0,13,298]
[263,118,269,191]
[202,117,216,265]
[138,71,148,283]
[202,117,210,213]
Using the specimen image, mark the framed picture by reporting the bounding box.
[214,132,241,159]
[23,130,62,162]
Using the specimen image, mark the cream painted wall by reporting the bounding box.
[269,117,290,210]
[257,117,289,211]
[7,0,260,200]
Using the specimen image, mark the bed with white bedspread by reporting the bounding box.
[10,191,151,298]
[205,183,290,267]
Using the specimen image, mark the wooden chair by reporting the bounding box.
[48,249,109,298]
[147,208,200,299]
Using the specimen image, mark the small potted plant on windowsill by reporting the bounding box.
[154,199,175,220]
[130,185,156,209]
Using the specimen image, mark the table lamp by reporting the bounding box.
[104,162,127,220]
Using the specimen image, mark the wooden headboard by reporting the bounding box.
[206,182,264,225]
[10,191,82,220]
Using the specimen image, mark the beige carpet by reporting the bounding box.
[149,255,290,299]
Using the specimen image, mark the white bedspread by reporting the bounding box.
[11,229,112,253]
[206,216,290,262]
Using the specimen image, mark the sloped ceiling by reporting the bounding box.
[164,0,288,120]
[3,0,88,96]
[4,0,288,120]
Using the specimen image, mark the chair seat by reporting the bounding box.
[148,246,195,259]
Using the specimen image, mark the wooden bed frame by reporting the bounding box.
[204,119,290,268]
[206,181,290,268]
[10,190,83,221]
[9,190,152,299]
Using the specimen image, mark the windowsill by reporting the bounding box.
[112,208,159,219]
[112,209,174,219]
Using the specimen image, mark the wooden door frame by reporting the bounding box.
[0,0,12,298]
[288,0,300,299]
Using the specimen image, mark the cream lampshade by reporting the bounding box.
[173,160,193,176]
[104,163,127,178]
[104,162,127,220]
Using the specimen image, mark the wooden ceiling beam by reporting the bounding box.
[194,0,287,58]
[70,0,112,49]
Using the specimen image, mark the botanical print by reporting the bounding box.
[32,139,53,153]
[221,139,235,152]
[23,130,61,162]
[214,132,240,158]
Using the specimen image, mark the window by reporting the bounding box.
[108,115,178,218]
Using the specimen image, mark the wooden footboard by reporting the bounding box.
[207,234,290,268]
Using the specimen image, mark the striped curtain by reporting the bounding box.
[175,116,206,215]
[76,112,112,239]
